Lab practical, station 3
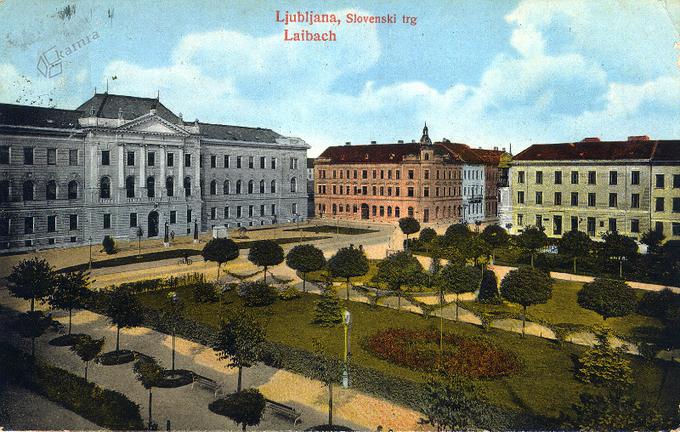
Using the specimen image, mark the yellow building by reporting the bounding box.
[511,136,680,241]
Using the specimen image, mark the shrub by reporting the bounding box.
[102,235,116,254]
[237,281,278,307]
[419,228,437,243]
[478,270,501,303]
[313,288,342,326]
[637,289,680,319]
[193,281,218,303]
[209,389,266,431]
[279,286,301,301]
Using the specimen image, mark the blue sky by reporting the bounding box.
[1,0,679,156]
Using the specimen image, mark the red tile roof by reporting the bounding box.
[435,142,485,164]
[317,143,423,164]
[513,139,667,161]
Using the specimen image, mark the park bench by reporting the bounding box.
[266,398,302,426]
[191,374,223,397]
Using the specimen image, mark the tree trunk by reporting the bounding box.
[573,257,577,274]
[619,260,623,278]
[439,286,443,357]
[148,390,153,430]
[116,326,121,352]
[346,277,350,301]
[522,305,527,338]
[30,298,35,312]
[242,424,246,432]
[216,263,221,280]
[237,366,243,392]
[530,254,535,269]
[263,266,268,283]
[302,273,307,293]
[455,293,460,321]
[68,309,72,335]
[171,330,176,372]
[397,291,401,311]
[328,381,333,426]
[84,360,88,381]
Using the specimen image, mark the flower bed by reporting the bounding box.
[363,328,522,378]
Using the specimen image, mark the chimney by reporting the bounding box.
[502,147,506,152]
[345,141,351,146]
[370,140,377,144]
[493,146,498,151]
[582,137,600,142]
[397,140,404,144]
[628,135,650,141]
[411,139,416,143]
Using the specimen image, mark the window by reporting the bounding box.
[631,171,640,185]
[101,150,110,165]
[554,192,562,205]
[130,213,137,228]
[248,205,254,217]
[408,187,414,197]
[292,203,298,215]
[271,157,277,169]
[248,180,254,194]
[290,158,298,169]
[424,170,429,180]
[248,156,254,169]
[656,221,664,234]
[674,174,680,189]
[609,193,618,208]
[673,223,680,236]
[48,215,56,233]
[224,206,230,218]
[260,205,265,216]
[184,176,191,197]
[290,177,297,193]
[69,149,78,166]
[23,147,33,165]
[408,207,414,218]
[608,218,617,232]
[395,187,400,196]
[535,171,543,184]
[631,193,640,208]
[46,180,57,200]
[554,171,562,185]
[518,171,525,184]
[259,180,265,194]
[126,176,135,198]
[103,213,111,229]
[395,170,400,180]
[0,181,8,203]
[166,177,174,197]
[146,176,155,198]
[185,154,191,167]
[609,171,617,185]
[631,219,640,233]
[167,152,174,167]
[517,191,525,204]
[210,155,216,168]
[673,198,680,213]
[586,171,595,185]
[408,170,414,180]
[187,209,192,223]
[423,187,429,197]
[127,151,135,166]
[23,180,34,201]
[47,148,56,165]
[236,156,242,168]
[210,180,217,195]
[587,217,596,236]
[69,214,78,230]
[223,180,230,195]
[517,214,524,226]
[260,156,266,169]
[199,155,203,168]
[656,197,664,212]
[68,181,78,200]
[553,215,562,236]
[0,146,9,164]
[535,191,543,205]
[536,215,542,228]
[271,204,277,215]
[571,216,578,232]
[588,193,596,207]
[236,206,242,218]
[570,192,578,206]
[211,207,216,220]
[270,180,276,193]
[656,174,665,188]
[236,180,242,194]
[25,217,34,234]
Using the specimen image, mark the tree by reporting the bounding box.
[13,311,53,358]
[478,269,500,303]
[516,226,548,268]
[480,224,509,261]
[313,285,343,326]
[422,374,489,431]
[48,271,91,336]
[209,389,266,432]
[601,231,638,278]
[247,240,284,283]
[641,229,665,255]
[443,223,472,247]
[577,278,637,321]
[419,227,437,243]
[461,235,491,265]
[213,310,265,392]
[328,245,369,301]
[575,327,633,390]
[102,235,116,254]
[373,251,425,310]
[570,392,665,431]
[311,338,343,428]
[71,334,105,381]
[237,281,278,307]
[133,357,164,430]
[105,287,144,353]
[558,230,593,274]
[202,238,239,280]
[286,244,326,292]
[500,267,552,337]
[7,257,55,312]
[436,263,482,320]
[398,217,420,246]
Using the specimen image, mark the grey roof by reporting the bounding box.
[76,93,182,123]
[196,122,282,143]
[0,103,82,129]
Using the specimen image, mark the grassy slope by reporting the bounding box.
[137,286,680,422]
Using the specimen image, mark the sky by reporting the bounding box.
[0,0,679,157]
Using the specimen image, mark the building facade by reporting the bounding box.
[306,157,315,218]
[0,93,308,252]
[511,136,680,240]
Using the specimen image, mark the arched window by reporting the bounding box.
[236,180,242,194]
[126,176,135,198]
[408,206,414,218]
[166,176,174,197]
[259,180,265,194]
[184,176,191,197]
[147,176,155,198]
[270,180,276,193]
[23,180,34,201]
[46,180,57,200]
[68,181,78,200]
[395,206,400,218]
[0,181,9,203]
[332,203,337,214]
[248,180,254,194]
[290,177,297,193]
[99,177,110,199]
[223,180,230,195]
[345,204,350,213]
[210,180,217,195]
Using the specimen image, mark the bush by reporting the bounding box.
[0,342,143,430]
[193,281,218,303]
[102,236,116,254]
[279,286,301,301]
[478,270,501,303]
[637,289,680,319]
[237,281,278,307]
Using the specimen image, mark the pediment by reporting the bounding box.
[118,114,190,136]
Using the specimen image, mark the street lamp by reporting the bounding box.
[88,236,93,270]
[342,309,351,388]
[164,220,169,247]
[168,291,180,373]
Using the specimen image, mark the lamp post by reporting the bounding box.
[342,309,351,388]
[193,218,198,243]
[136,226,143,257]
[168,291,179,373]
[88,236,93,270]
[164,220,169,247]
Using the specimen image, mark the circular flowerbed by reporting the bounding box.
[363,328,521,378]
[98,349,136,365]
[49,333,86,346]
[156,369,194,388]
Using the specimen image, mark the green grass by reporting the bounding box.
[301,260,381,285]
[284,225,379,235]
[136,286,680,422]
[465,280,664,342]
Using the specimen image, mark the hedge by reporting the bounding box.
[0,342,144,430]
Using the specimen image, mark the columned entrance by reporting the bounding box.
[360,203,369,220]
[148,211,159,237]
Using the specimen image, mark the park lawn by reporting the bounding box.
[136,286,680,422]
[465,280,664,341]
[284,225,379,235]
[301,260,381,285]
